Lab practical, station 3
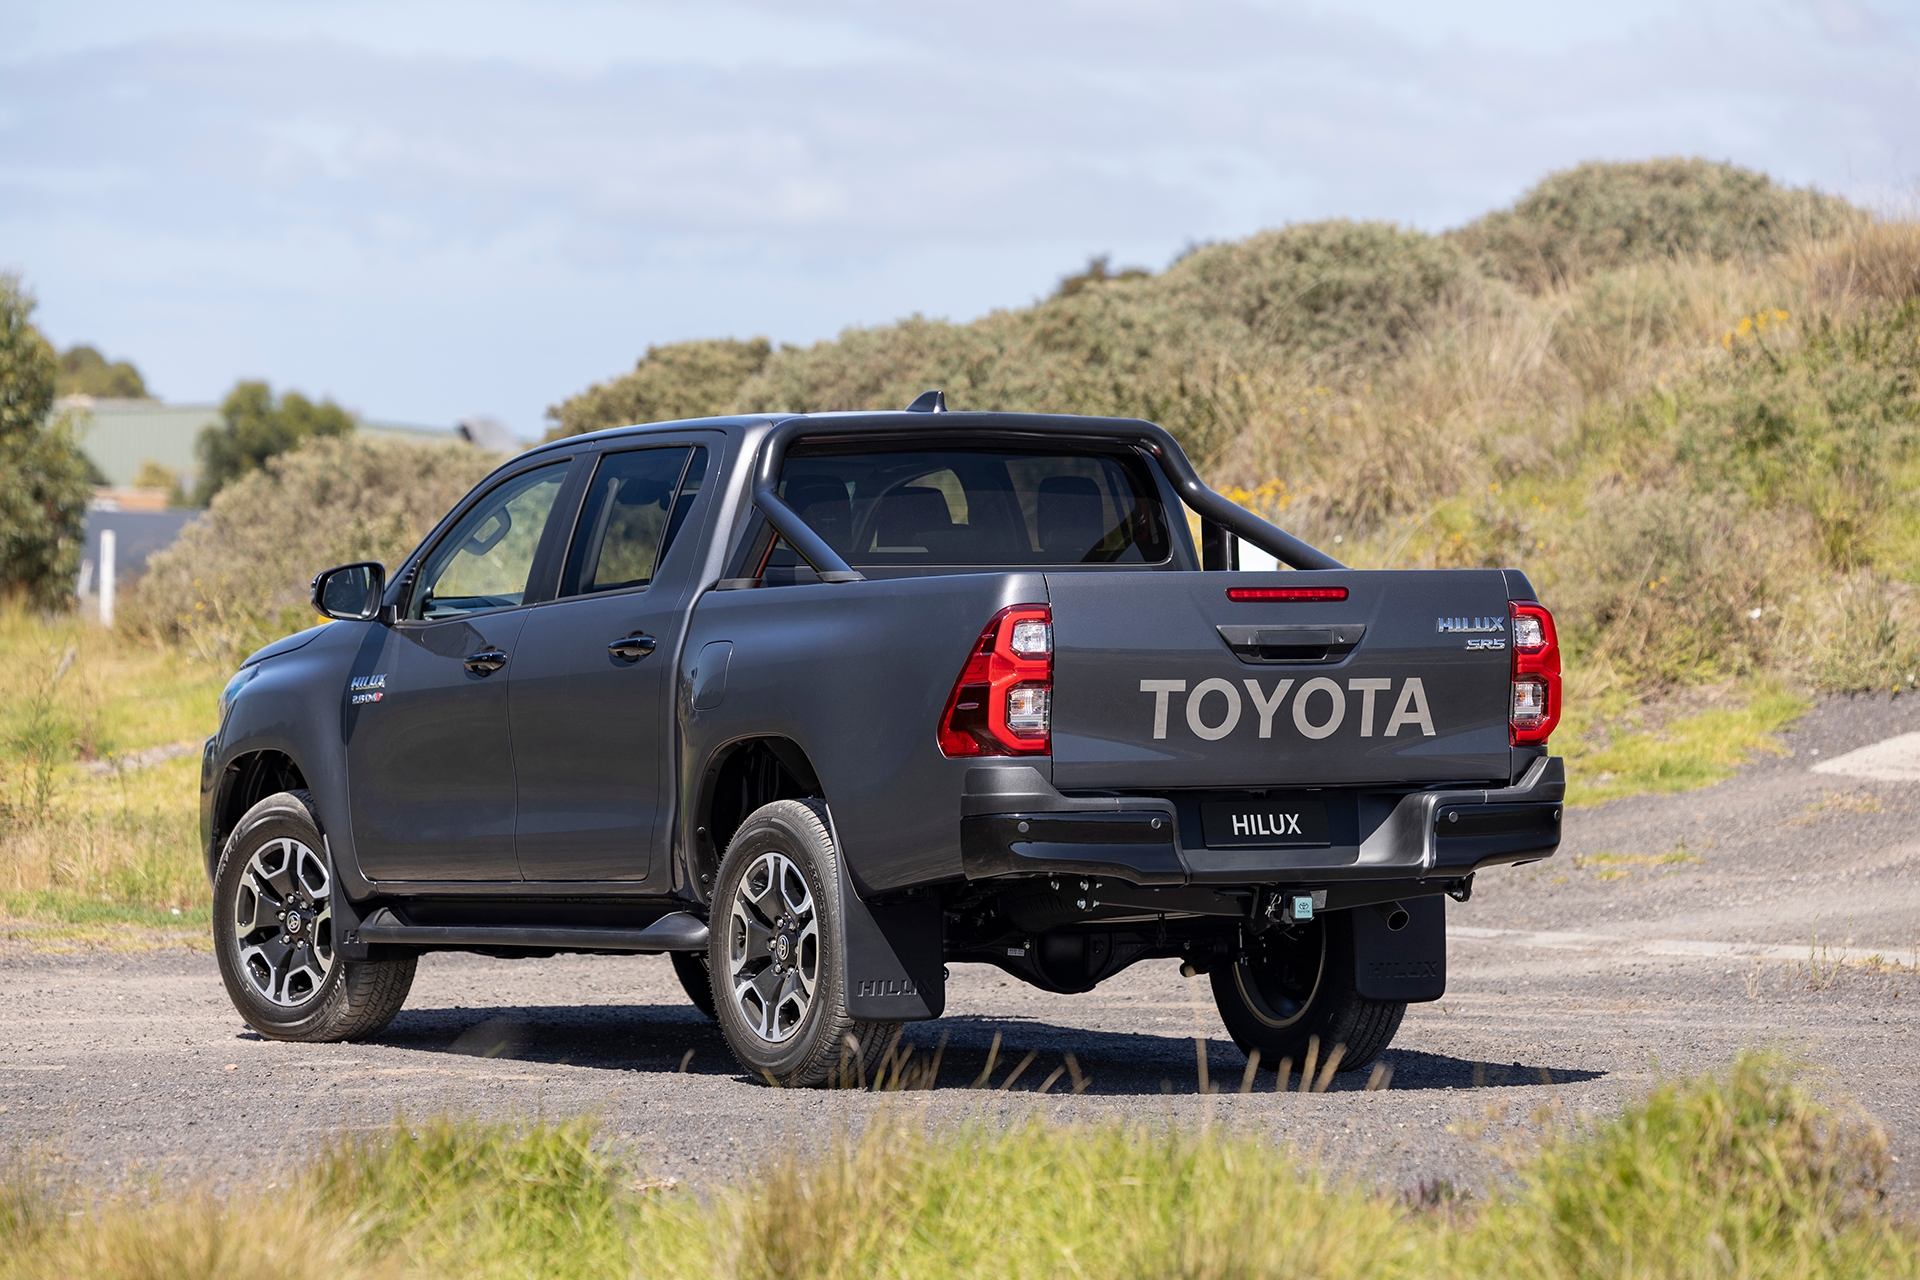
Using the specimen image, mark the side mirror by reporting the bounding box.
[311,562,387,622]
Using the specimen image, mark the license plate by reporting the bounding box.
[1200,798,1330,848]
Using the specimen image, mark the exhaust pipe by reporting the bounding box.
[1374,901,1410,932]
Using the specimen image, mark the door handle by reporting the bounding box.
[607,633,657,663]
[463,649,508,675]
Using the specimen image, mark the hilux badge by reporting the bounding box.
[1436,616,1504,633]
[349,673,387,705]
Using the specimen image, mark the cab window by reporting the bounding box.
[558,446,708,597]
[411,462,571,620]
[771,445,1169,567]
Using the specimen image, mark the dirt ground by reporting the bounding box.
[3,693,1916,1203]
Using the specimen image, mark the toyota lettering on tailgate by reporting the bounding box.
[1138,676,1435,742]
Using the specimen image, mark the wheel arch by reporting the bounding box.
[691,735,824,894]
[208,750,310,881]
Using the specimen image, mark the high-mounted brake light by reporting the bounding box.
[938,604,1052,757]
[1227,586,1348,602]
[1509,601,1560,746]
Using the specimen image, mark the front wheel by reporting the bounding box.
[1210,910,1405,1074]
[708,800,896,1087]
[212,791,416,1043]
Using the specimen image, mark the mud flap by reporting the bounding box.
[329,836,371,962]
[1352,895,1446,1002]
[836,848,945,1021]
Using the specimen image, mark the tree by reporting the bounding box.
[57,345,149,398]
[0,275,93,610]
[195,380,355,504]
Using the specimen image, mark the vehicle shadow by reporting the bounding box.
[376,1005,1603,1095]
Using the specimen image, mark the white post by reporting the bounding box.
[100,529,116,627]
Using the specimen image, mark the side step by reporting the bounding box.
[355,908,709,953]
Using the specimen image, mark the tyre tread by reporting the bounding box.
[710,799,897,1087]
[213,790,415,1044]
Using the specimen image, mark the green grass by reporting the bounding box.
[0,607,224,934]
[1562,679,1810,807]
[0,1053,1910,1279]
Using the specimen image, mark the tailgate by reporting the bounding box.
[1047,570,1515,790]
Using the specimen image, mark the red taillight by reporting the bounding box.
[938,604,1051,757]
[1509,601,1560,746]
[1227,586,1349,602]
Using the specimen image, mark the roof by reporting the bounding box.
[58,398,471,496]
[62,399,218,489]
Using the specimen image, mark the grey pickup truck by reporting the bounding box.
[203,393,1564,1085]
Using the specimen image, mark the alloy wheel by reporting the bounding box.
[232,837,336,1007]
[726,850,820,1044]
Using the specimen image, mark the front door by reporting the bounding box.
[510,445,708,881]
[345,460,573,881]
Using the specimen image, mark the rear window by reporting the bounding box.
[770,444,1171,568]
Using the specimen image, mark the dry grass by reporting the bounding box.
[0,607,222,931]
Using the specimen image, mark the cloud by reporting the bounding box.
[0,0,1914,430]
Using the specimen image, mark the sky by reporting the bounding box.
[2,1,1917,437]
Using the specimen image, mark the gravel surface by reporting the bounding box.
[4,693,1916,1203]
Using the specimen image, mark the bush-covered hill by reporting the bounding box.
[547,160,1920,720]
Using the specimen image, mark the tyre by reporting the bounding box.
[708,799,897,1087]
[212,791,416,1043]
[1209,909,1405,1074]
[670,950,717,1020]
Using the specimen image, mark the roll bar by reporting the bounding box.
[748,412,1346,581]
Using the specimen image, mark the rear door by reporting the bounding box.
[508,442,711,881]
[1046,569,1514,790]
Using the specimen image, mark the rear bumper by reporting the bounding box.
[959,756,1563,888]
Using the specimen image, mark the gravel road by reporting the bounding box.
[4,693,1917,1203]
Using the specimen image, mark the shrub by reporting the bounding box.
[0,275,91,611]
[1455,158,1865,291]
[1162,219,1473,361]
[546,337,772,440]
[132,435,502,660]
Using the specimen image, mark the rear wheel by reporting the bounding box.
[709,800,896,1087]
[1209,910,1404,1074]
[212,791,416,1043]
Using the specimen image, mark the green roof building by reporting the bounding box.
[61,397,466,500]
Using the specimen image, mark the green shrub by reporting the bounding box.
[546,337,772,440]
[1163,219,1472,361]
[0,275,91,611]
[132,434,502,660]
[1454,158,1864,291]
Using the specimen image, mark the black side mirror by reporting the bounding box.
[311,562,387,622]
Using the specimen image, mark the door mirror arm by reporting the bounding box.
[311,562,388,622]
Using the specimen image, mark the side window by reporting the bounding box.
[558,446,707,597]
[411,462,571,620]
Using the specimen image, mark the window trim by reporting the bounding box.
[399,457,582,625]
[551,441,713,603]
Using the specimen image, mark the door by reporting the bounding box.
[346,460,573,880]
[510,445,708,881]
